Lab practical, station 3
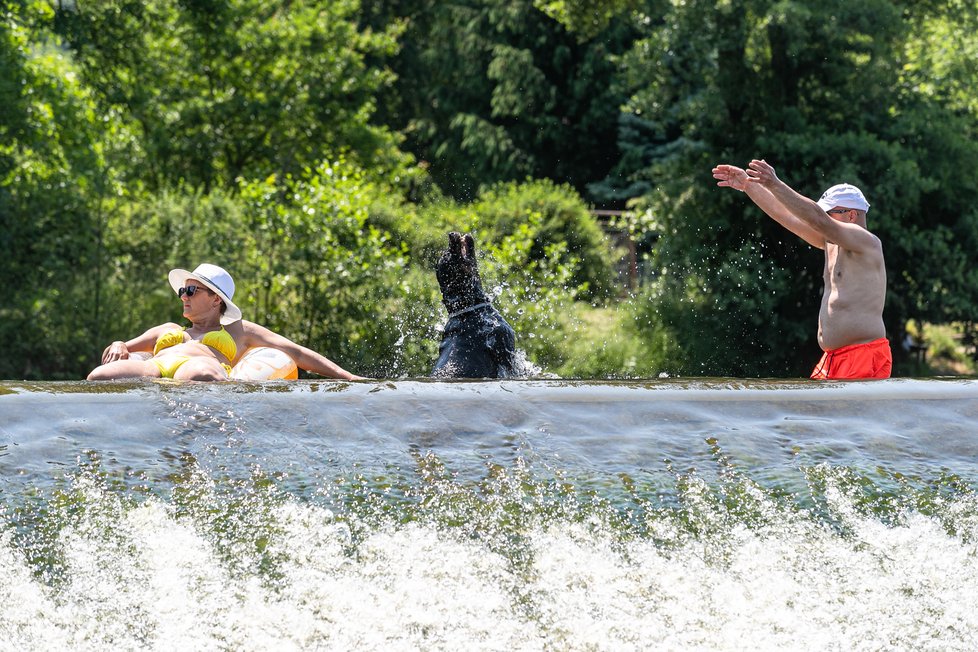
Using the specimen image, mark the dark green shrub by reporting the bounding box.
[470,180,618,302]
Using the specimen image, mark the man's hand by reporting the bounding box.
[101,341,130,364]
[712,164,750,191]
[745,159,781,187]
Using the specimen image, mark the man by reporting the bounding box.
[712,159,891,379]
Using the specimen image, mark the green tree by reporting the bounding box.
[1,1,119,379]
[889,1,978,336]
[362,0,637,202]
[53,0,408,192]
[533,0,651,39]
[606,0,978,375]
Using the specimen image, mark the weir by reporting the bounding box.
[2,378,978,650]
[3,378,978,488]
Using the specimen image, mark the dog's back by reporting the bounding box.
[432,232,519,378]
[433,307,516,378]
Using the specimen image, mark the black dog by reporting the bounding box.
[432,232,518,378]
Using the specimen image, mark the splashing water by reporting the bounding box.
[2,379,978,650]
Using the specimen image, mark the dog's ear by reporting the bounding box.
[447,231,463,257]
[463,233,476,262]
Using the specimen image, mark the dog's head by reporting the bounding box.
[436,232,487,311]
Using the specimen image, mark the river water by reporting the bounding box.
[2,378,977,650]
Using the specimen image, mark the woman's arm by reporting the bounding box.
[241,321,364,380]
[100,322,182,364]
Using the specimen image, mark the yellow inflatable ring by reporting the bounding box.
[228,347,299,380]
[129,347,298,380]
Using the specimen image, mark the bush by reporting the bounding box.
[469,179,618,302]
[87,169,659,380]
[93,160,441,378]
[234,160,433,377]
[551,305,659,379]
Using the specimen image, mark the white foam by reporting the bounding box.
[0,529,69,648]
[3,481,978,650]
[524,482,978,650]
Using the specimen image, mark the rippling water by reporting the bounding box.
[2,378,977,650]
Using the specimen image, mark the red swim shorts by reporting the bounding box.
[810,337,892,380]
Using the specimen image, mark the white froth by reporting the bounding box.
[2,483,977,650]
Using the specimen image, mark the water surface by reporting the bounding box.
[2,378,977,650]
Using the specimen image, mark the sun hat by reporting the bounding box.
[168,263,242,324]
[816,183,870,213]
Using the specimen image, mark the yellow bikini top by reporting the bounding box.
[154,326,238,362]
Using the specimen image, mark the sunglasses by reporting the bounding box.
[178,284,212,298]
[826,208,853,215]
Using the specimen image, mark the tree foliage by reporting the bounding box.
[606,0,978,375]
[53,0,407,191]
[362,0,637,202]
[0,1,119,378]
[2,0,978,380]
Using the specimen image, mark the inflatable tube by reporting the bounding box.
[229,347,299,381]
[128,347,298,381]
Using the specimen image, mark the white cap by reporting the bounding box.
[816,183,870,213]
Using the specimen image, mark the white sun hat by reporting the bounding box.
[816,183,870,213]
[168,263,242,324]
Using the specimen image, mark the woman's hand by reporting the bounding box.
[101,341,131,364]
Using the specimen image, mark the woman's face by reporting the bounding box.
[179,278,217,318]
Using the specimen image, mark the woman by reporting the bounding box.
[88,263,363,381]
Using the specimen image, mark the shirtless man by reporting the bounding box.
[712,159,891,379]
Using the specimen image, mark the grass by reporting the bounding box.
[904,322,977,376]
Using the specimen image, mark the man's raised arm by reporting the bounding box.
[744,159,879,254]
[713,163,826,249]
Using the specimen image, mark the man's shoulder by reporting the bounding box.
[838,223,883,256]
